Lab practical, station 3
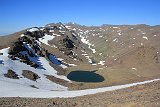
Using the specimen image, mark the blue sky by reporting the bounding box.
[0,0,160,35]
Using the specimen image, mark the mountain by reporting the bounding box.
[65,23,160,88]
[0,22,160,99]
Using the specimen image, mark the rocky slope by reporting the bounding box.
[0,22,91,92]
[64,23,160,89]
[66,23,160,67]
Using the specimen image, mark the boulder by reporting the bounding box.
[22,70,40,81]
[4,69,19,79]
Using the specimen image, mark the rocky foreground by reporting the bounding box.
[0,80,160,107]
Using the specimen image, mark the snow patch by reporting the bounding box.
[27,28,39,32]
[85,56,93,63]
[142,36,148,40]
[57,58,64,61]
[99,53,102,56]
[57,58,77,67]
[89,46,96,53]
[132,68,137,70]
[118,32,122,36]
[81,50,86,53]
[20,34,24,37]
[39,34,55,46]
[52,33,61,37]
[113,27,118,29]
[0,47,9,56]
[65,26,71,29]
[114,58,117,61]
[154,35,157,37]
[80,36,96,53]
[98,61,105,65]
[68,64,77,67]
[113,38,118,42]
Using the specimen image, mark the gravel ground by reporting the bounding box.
[0,80,160,107]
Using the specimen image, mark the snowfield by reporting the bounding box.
[0,48,160,98]
[0,48,68,91]
[0,78,159,98]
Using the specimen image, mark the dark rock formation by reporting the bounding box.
[22,70,40,81]
[4,69,19,79]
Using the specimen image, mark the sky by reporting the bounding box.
[0,0,160,35]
